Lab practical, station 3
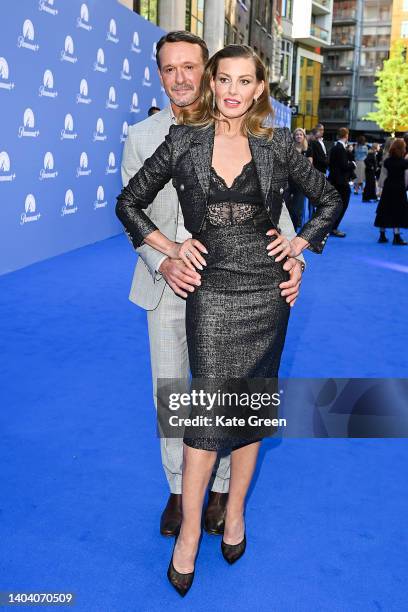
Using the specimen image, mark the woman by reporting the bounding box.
[116,44,342,596]
[377,137,395,196]
[288,128,313,230]
[353,135,368,195]
[362,145,378,202]
[374,139,408,244]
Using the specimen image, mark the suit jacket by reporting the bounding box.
[118,122,342,303]
[311,139,329,174]
[121,107,307,310]
[328,142,356,186]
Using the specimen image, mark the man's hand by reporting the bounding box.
[279,258,303,308]
[159,258,201,299]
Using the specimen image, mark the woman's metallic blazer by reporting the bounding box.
[116,123,343,254]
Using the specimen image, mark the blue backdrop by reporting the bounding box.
[0,0,166,275]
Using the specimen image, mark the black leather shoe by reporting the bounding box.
[378,232,388,243]
[204,492,228,535]
[221,533,247,564]
[160,494,182,537]
[167,537,195,597]
[330,229,346,237]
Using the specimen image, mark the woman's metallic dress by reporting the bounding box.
[183,159,291,451]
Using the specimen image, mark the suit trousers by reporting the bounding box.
[330,182,351,230]
[146,282,230,494]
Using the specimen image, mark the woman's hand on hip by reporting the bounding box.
[170,238,208,271]
[266,229,297,262]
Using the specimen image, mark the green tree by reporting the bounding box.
[364,40,408,136]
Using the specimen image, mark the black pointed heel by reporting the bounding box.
[221,532,246,564]
[167,536,197,597]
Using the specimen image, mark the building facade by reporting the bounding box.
[291,0,333,131]
[319,0,393,139]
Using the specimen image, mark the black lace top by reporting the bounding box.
[204,158,267,227]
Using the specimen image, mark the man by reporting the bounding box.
[121,31,306,538]
[328,127,356,238]
[310,124,328,175]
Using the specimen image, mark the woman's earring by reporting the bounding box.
[254,97,258,103]
[212,93,216,110]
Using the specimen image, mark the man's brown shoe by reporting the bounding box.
[160,493,182,537]
[204,492,228,535]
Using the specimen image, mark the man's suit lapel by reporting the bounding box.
[189,122,274,205]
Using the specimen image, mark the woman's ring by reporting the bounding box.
[185,250,191,259]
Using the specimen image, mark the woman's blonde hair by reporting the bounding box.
[293,128,308,152]
[179,44,274,140]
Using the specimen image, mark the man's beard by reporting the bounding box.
[169,87,200,108]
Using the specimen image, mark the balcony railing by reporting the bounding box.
[311,24,330,42]
[320,85,352,97]
[333,9,357,22]
[331,36,355,47]
[323,63,353,72]
[319,108,351,121]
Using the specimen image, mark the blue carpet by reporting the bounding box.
[0,194,407,611]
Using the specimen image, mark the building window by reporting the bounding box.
[224,19,230,45]
[280,40,292,80]
[281,0,293,20]
[186,0,204,37]
[306,76,313,90]
[404,0,408,12]
[134,0,158,24]
[402,22,408,38]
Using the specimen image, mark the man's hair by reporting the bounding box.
[147,106,160,116]
[316,123,324,130]
[156,30,209,70]
[337,127,349,139]
[311,127,320,136]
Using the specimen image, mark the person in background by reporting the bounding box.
[374,139,408,245]
[287,128,313,231]
[328,127,356,238]
[310,124,328,175]
[346,143,357,183]
[377,137,395,197]
[375,142,383,183]
[353,135,368,195]
[362,144,379,202]
[148,105,161,116]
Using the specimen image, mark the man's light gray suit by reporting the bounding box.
[121,106,305,494]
